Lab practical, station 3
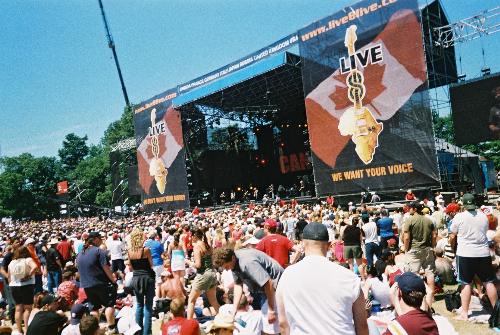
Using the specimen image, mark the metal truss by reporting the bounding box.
[434,6,500,48]
[111,137,136,152]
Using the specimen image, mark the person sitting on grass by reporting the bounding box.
[384,272,438,335]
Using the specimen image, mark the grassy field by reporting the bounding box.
[433,287,496,335]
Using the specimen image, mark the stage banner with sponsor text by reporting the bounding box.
[133,89,189,210]
[298,0,440,196]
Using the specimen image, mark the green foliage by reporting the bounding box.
[209,125,253,152]
[68,145,109,206]
[463,141,500,170]
[432,110,455,144]
[58,133,89,171]
[0,154,61,219]
[102,105,135,147]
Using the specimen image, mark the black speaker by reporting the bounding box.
[127,165,141,196]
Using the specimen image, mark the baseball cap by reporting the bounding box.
[462,193,476,210]
[243,236,262,246]
[87,231,101,239]
[70,304,89,325]
[264,219,277,229]
[445,203,460,214]
[24,237,36,246]
[254,229,266,240]
[395,272,426,293]
[302,222,329,242]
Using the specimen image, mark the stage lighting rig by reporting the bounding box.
[481,67,491,76]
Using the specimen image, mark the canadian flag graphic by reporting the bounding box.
[305,9,427,168]
[136,107,184,194]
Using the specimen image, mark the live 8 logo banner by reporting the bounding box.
[298,0,440,195]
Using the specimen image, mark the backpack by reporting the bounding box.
[10,258,31,281]
[444,290,461,312]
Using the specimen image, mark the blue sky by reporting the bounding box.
[0,0,498,157]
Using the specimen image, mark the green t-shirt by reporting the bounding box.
[403,214,435,250]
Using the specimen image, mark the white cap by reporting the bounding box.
[24,237,36,246]
[242,236,261,246]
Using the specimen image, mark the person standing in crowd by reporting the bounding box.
[213,247,284,335]
[23,238,43,294]
[377,210,395,249]
[362,215,379,268]
[186,229,220,319]
[403,202,437,308]
[56,236,73,266]
[256,219,296,268]
[162,299,199,335]
[26,294,68,335]
[128,229,155,335]
[181,225,193,257]
[8,246,38,335]
[384,272,439,335]
[0,239,20,326]
[107,233,125,273]
[405,189,416,201]
[294,217,308,241]
[167,233,186,288]
[449,193,497,321]
[342,216,363,271]
[276,222,368,335]
[46,239,63,294]
[143,229,164,282]
[76,232,117,334]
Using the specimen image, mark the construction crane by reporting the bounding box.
[98,0,130,106]
[434,6,500,48]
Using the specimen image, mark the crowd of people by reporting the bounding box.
[0,192,499,335]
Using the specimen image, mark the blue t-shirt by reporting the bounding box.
[76,246,109,288]
[377,217,394,238]
[144,239,164,266]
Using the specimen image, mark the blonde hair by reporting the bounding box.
[129,228,145,251]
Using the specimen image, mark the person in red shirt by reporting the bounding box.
[162,298,199,335]
[255,219,298,268]
[56,235,73,264]
[405,189,416,201]
[384,272,438,335]
[180,225,193,257]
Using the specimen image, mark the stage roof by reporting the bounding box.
[174,51,306,121]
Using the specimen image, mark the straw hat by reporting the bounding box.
[205,313,235,332]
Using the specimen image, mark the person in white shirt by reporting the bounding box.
[107,233,125,273]
[449,193,497,321]
[276,222,368,335]
[362,217,379,268]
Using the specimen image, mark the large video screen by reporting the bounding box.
[451,73,500,145]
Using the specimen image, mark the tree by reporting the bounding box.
[58,133,89,171]
[102,105,135,147]
[0,154,61,219]
[209,125,253,153]
[68,145,109,207]
[432,110,454,144]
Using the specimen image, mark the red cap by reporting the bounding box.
[264,219,278,228]
[445,203,460,214]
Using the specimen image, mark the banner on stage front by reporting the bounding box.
[298,0,440,195]
[133,89,189,210]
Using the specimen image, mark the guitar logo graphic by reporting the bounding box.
[338,25,383,164]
